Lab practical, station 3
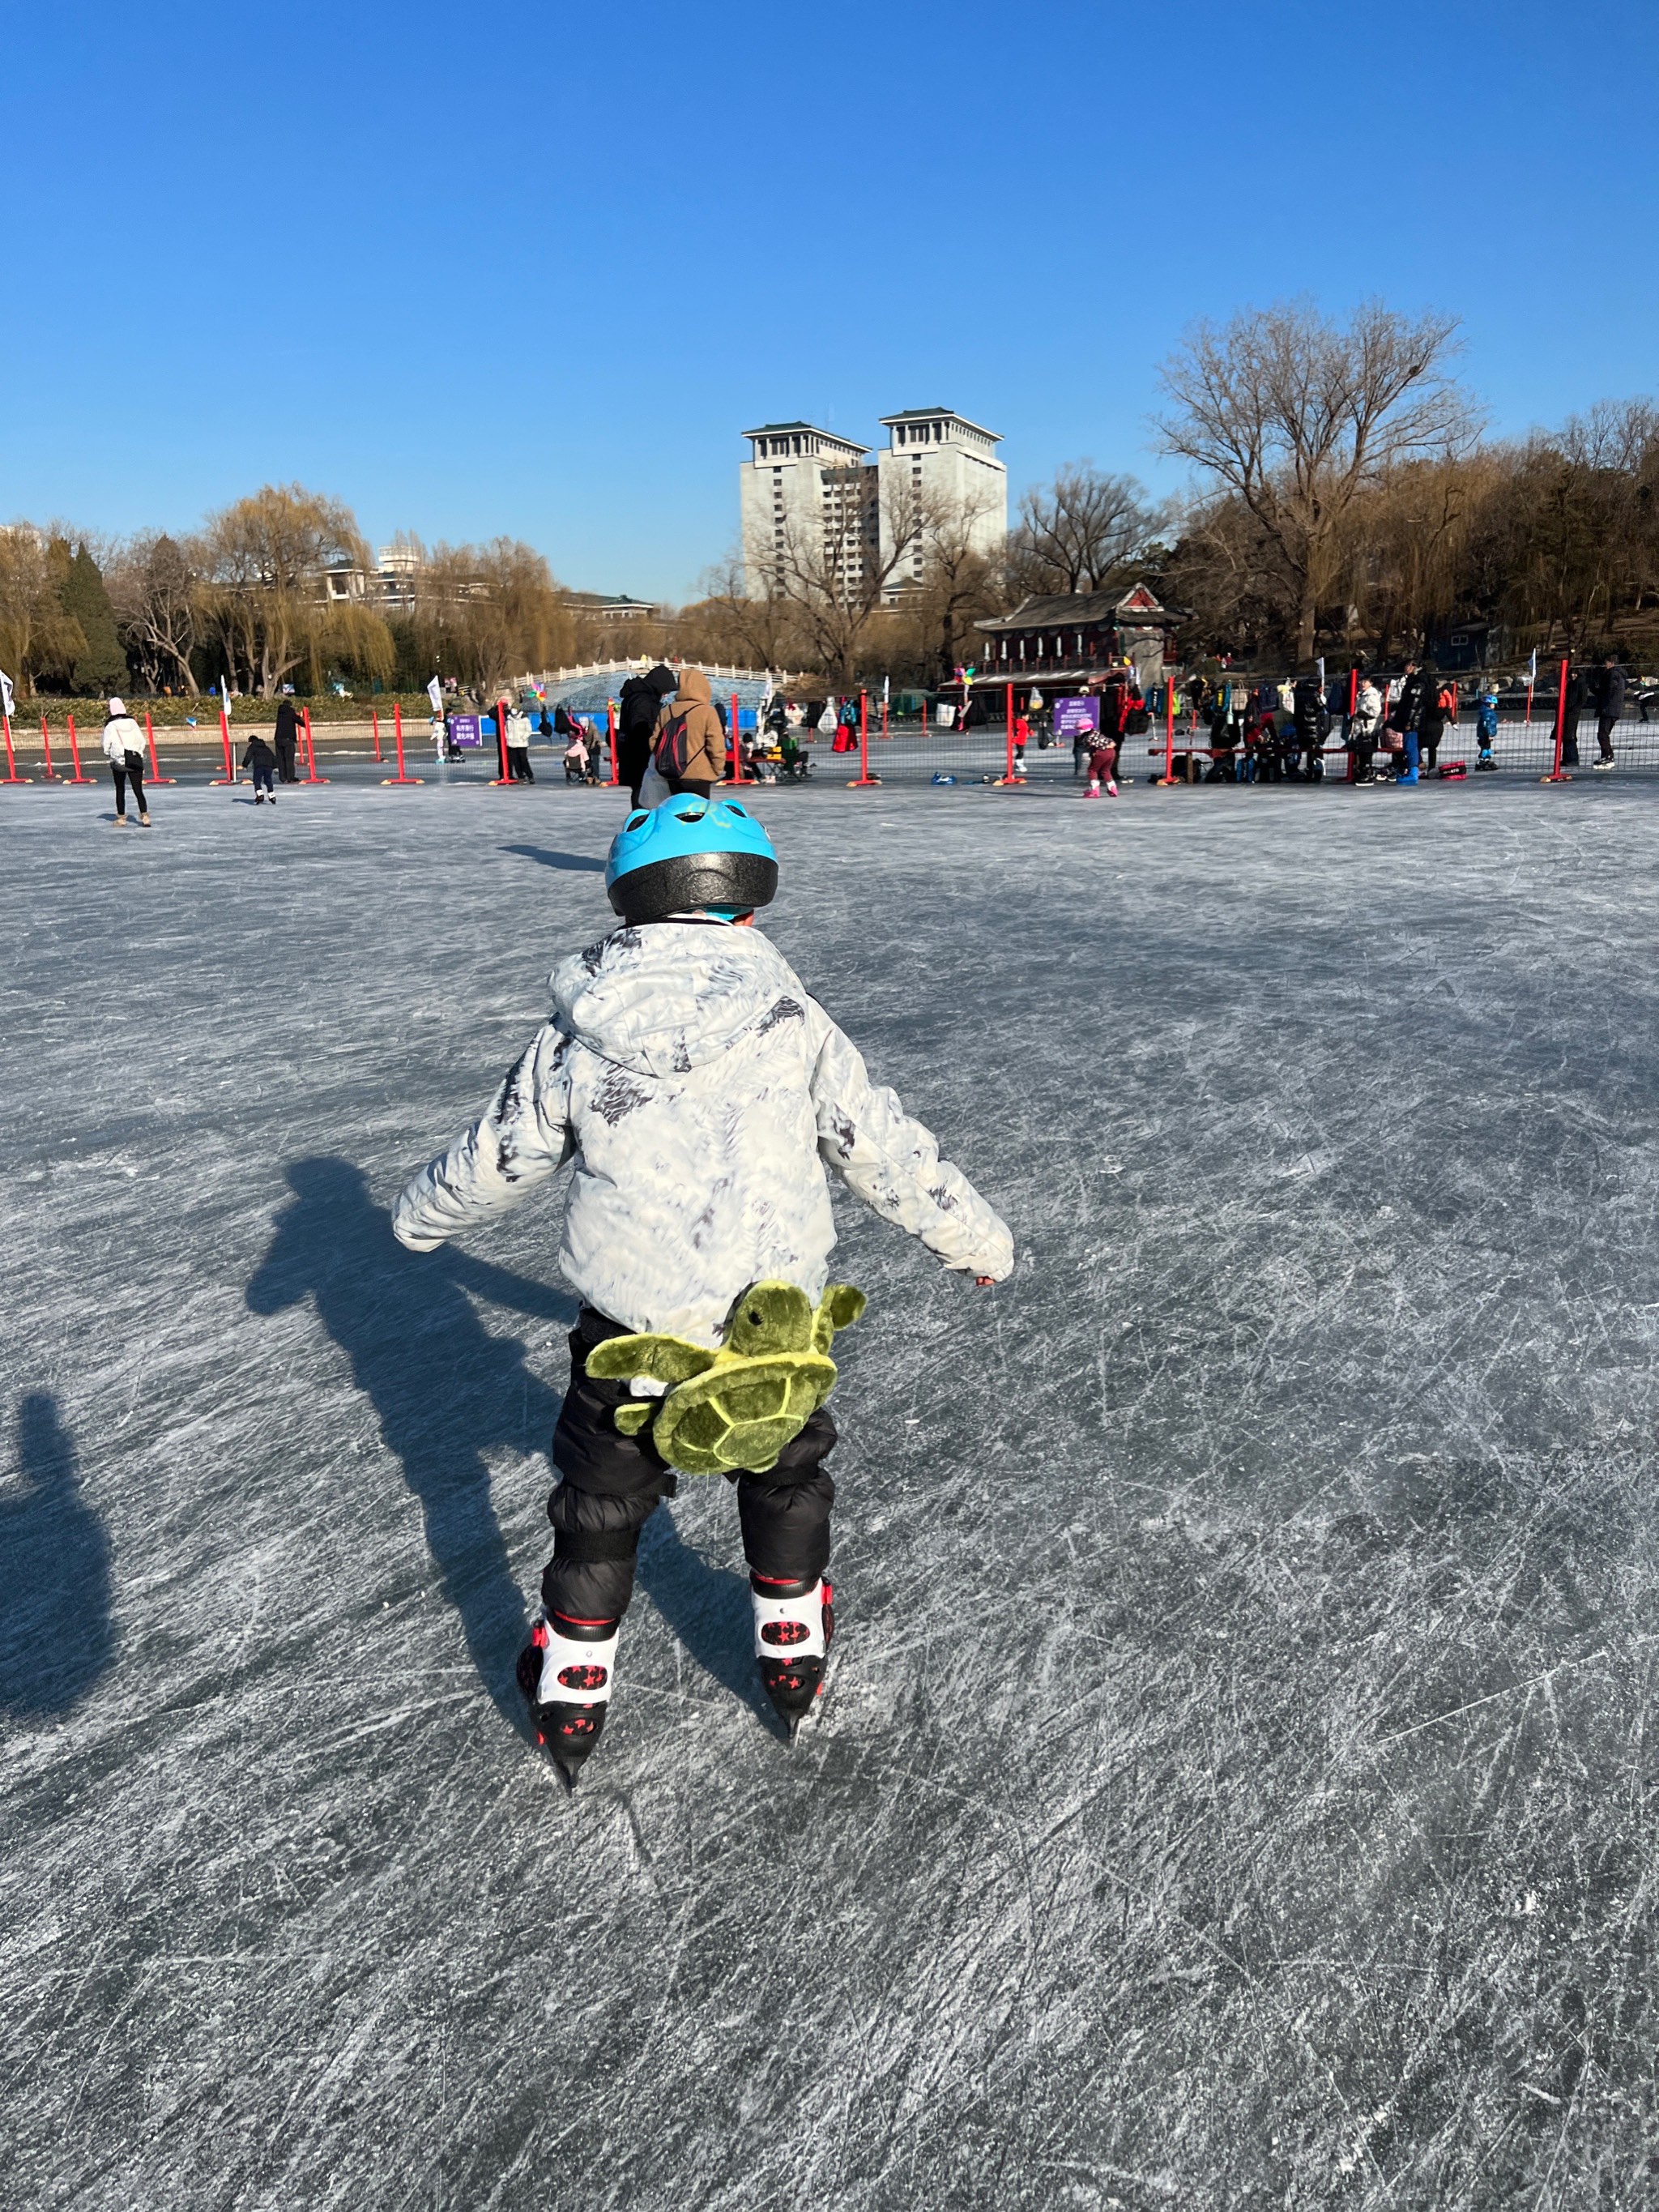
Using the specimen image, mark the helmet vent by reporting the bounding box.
[675,805,706,823]
[625,811,649,831]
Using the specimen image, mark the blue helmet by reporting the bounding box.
[605,796,779,924]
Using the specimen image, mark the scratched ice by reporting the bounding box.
[3,777,1657,2209]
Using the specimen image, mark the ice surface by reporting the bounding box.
[3,775,1658,2208]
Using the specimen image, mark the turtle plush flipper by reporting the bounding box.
[586,1333,718,1386]
[612,1403,655,1437]
[812,1283,867,1355]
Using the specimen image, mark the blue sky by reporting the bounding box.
[5,0,1654,602]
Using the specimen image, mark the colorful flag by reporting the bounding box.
[0,668,13,721]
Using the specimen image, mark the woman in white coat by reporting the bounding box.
[100,698,151,826]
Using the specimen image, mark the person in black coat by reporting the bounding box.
[616,664,677,806]
[1555,663,1585,767]
[273,698,301,783]
[1594,655,1627,769]
[1290,670,1328,779]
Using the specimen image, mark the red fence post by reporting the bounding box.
[1004,682,1015,782]
[301,707,328,784]
[607,703,620,787]
[143,711,177,784]
[1543,657,1572,782]
[382,698,423,785]
[729,690,744,784]
[210,699,235,785]
[1156,676,1175,784]
[65,712,93,784]
[849,690,879,787]
[1,713,23,782]
[41,715,59,780]
[371,709,383,762]
[492,698,510,785]
[881,693,889,740]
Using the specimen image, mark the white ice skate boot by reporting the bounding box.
[751,1573,833,1736]
[517,1607,621,1786]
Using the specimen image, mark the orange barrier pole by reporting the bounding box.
[41,715,58,779]
[1004,682,1015,782]
[729,690,744,783]
[143,711,177,784]
[210,699,235,784]
[607,703,620,786]
[382,698,422,784]
[849,690,880,787]
[1543,657,1572,783]
[65,712,93,784]
[490,698,510,785]
[371,709,383,762]
[881,694,889,740]
[301,707,328,784]
[2,714,27,783]
[1155,678,1175,784]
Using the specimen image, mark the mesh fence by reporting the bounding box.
[751,699,1659,788]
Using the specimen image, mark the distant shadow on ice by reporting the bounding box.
[500,843,606,875]
[0,1394,113,1720]
[245,1158,576,1736]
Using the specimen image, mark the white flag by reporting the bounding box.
[1316,655,1325,688]
[427,676,443,713]
[1528,647,1537,683]
[0,668,13,721]
[222,678,232,720]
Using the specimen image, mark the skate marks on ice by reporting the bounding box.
[245,1157,577,1735]
[0,1392,113,1719]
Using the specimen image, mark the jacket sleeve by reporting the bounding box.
[392,1025,575,1251]
[804,1003,1014,1281]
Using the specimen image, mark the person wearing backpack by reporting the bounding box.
[616,663,677,805]
[643,668,728,805]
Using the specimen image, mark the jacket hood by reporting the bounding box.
[550,922,797,1078]
[675,668,713,707]
[646,664,677,696]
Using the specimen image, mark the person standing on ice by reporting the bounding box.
[100,698,151,827]
[392,797,1013,1783]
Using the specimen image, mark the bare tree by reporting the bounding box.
[1156,300,1478,662]
[751,478,924,689]
[679,550,804,671]
[407,539,574,699]
[107,532,201,694]
[1007,465,1162,596]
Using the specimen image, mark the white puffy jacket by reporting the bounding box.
[392,919,1013,1344]
[100,714,144,763]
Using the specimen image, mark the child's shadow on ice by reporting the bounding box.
[246,1156,574,1738]
[637,1510,775,1727]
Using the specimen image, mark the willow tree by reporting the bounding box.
[1156,301,1477,664]
[198,484,392,696]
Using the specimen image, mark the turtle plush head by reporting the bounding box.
[726,1282,816,1355]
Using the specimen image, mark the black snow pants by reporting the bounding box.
[541,1307,837,1625]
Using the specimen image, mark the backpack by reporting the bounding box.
[654,707,695,781]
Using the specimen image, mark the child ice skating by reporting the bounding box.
[392,797,1013,1781]
[241,731,278,803]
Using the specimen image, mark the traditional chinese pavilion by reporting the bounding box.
[972,583,1179,690]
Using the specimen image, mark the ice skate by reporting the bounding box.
[752,1572,832,1736]
[1083,780,1100,798]
[1105,778,1119,798]
[517,1607,620,1785]
[139,811,151,826]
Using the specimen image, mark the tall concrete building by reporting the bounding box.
[740,410,1005,599]
[876,410,1006,594]
[740,422,876,597]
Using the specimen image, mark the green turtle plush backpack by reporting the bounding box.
[586,1280,866,1477]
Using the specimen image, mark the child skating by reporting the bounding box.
[392,798,1013,1782]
